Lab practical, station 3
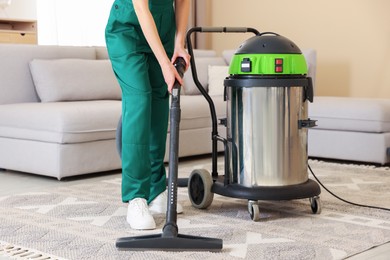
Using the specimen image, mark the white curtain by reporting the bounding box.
[37,0,113,46]
[37,0,210,47]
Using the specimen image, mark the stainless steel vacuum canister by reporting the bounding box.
[224,33,315,187]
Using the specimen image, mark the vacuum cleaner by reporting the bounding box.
[114,26,321,251]
[115,57,223,251]
[185,27,321,221]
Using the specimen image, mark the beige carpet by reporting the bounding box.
[0,157,389,260]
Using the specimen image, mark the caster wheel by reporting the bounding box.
[188,169,214,209]
[248,200,260,221]
[310,196,322,214]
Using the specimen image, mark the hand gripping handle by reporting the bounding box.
[171,57,186,98]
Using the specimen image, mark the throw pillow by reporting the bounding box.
[208,65,229,96]
[29,59,121,102]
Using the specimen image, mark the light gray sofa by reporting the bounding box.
[0,44,226,179]
[308,96,390,165]
[3,43,384,181]
[0,45,121,179]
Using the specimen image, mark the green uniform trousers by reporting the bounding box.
[105,0,175,203]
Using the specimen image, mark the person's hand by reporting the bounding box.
[171,47,191,71]
[161,61,183,93]
[163,46,190,93]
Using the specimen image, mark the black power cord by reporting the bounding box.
[308,164,390,212]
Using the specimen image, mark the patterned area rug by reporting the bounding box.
[0,158,389,260]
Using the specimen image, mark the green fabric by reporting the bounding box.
[105,0,175,203]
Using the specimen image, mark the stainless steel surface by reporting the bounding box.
[227,85,309,187]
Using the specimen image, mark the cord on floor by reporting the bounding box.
[308,164,390,212]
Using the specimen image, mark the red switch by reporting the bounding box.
[275,58,283,73]
[275,58,283,65]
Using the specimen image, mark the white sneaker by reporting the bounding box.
[149,190,183,214]
[127,198,156,230]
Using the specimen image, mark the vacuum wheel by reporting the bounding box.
[248,200,261,221]
[188,169,214,209]
[310,196,322,214]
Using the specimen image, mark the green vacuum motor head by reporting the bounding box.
[229,33,308,76]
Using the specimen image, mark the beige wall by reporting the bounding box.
[208,0,390,98]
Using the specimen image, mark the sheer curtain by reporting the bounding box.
[37,0,210,47]
[37,0,112,46]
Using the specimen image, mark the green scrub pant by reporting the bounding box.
[105,0,175,203]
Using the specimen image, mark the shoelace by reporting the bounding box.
[130,199,149,215]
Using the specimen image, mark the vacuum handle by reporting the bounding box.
[173,57,186,79]
[171,57,186,99]
[190,26,260,35]
[165,57,186,235]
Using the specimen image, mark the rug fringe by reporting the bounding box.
[308,159,390,171]
[0,241,66,260]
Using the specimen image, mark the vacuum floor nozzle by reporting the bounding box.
[116,233,223,251]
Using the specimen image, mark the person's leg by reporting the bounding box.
[146,53,169,204]
[105,1,153,203]
[107,51,156,229]
[105,0,180,226]
[115,53,153,202]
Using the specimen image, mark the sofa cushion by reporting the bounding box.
[0,96,225,144]
[191,49,217,58]
[222,49,235,65]
[174,95,226,131]
[0,44,96,105]
[0,101,121,143]
[183,57,227,95]
[309,96,390,133]
[29,59,121,102]
[208,65,229,96]
[308,129,390,164]
[95,46,109,60]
